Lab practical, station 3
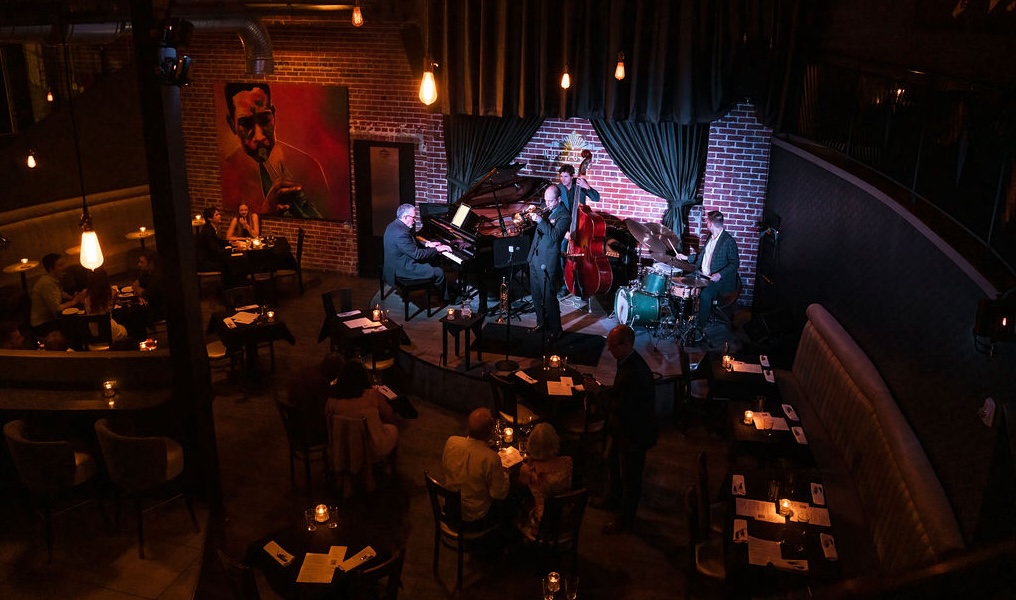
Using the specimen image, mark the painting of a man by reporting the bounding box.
[216,82,351,221]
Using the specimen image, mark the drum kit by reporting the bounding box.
[613,219,710,343]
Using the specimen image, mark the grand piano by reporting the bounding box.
[418,164,551,314]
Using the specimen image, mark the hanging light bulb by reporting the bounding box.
[62,42,103,270]
[26,151,37,169]
[560,65,571,90]
[46,89,54,102]
[614,52,626,81]
[79,214,104,271]
[419,59,437,105]
[352,1,364,27]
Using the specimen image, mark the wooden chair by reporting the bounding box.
[328,410,398,497]
[223,285,257,312]
[275,396,329,497]
[424,470,501,592]
[275,227,305,294]
[530,488,589,577]
[3,420,99,562]
[80,313,113,351]
[486,371,540,427]
[351,545,405,600]
[319,287,354,349]
[217,548,262,600]
[93,419,198,559]
[197,270,224,299]
[560,397,606,489]
[685,484,725,599]
[696,451,726,535]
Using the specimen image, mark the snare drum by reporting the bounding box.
[614,287,667,326]
[669,280,701,299]
[639,268,668,296]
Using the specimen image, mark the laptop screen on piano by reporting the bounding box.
[450,203,472,228]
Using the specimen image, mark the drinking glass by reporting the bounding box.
[767,480,780,503]
[755,395,766,412]
[327,505,339,529]
[565,575,579,600]
[303,509,317,532]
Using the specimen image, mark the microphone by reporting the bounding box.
[541,264,546,271]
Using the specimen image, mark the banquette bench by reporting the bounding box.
[774,303,965,578]
[0,185,155,291]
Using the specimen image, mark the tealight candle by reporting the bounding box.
[549,354,561,368]
[102,380,115,397]
[546,572,561,593]
[108,398,116,409]
[722,354,733,371]
[503,427,514,444]
[195,214,201,220]
[139,226,146,233]
[252,238,262,248]
[20,257,28,264]
[447,308,455,320]
[314,503,329,523]
[266,310,275,321]
[372,304,382,321]
[779,498,792,516]
[743,410,754,425]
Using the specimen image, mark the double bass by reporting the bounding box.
[563,150,613,298]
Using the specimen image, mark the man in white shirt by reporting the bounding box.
[441,407,510,527]
[676,210,740,323]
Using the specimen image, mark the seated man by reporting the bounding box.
[29,253,87,338]
[382,203,454,301]
[675,209,740,323]
[441,407,510,527]
[196,207,236,286]
[132,251,165,323]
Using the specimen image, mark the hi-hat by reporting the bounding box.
[624,219,665,254]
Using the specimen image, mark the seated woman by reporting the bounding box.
[84,267,128,343]
[226,203,261,240]
[516,422,573,541]
[324,360,398,454]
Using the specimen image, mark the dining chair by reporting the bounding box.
[328,410,398,498]
[80,313,113,351]
[3,420,99,562]
[319,287,354,348]
[223,285,257,312]
[351,545,405,600]
[197,269,224,299]
[560,398,606,489]
[217,548,262,600]
[275,394,329,496]
[93,419,198,559]
[529,488,589,577]
[684,484,726,599]
[275,227,305,294]
[423,470,501,592]
[696,451,727,535]
[485,371,540,428]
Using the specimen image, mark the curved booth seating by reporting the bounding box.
[3,420,99,562]
[93,418,198,559]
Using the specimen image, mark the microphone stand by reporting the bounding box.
[541,263,551,360]
[495,244,519,372]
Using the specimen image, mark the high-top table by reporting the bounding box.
[4,260,39,294]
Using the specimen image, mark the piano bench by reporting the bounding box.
[386,277,439,321]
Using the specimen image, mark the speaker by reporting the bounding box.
[493,234,532,268]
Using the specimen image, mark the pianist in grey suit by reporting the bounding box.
[527,186,571,339]
[383,204,453,300]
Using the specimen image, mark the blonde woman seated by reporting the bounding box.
[84,267,128,343]
[516,422,573,540]
[226,203,260,240]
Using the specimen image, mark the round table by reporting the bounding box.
[4,260,39,294]
[191,217,205,235]
[65,245,81,256]
[126,229,155,249]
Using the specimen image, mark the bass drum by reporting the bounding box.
[614,287,666,327]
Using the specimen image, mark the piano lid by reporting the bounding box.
[453,163,550,209]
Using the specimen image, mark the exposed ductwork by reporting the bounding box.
[0,13,273,75]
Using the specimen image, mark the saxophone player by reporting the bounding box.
[527,185,571,341]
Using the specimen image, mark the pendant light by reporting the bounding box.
[352,1,364,27]
[614,52,626,81]
[63,42,103,270]
[419,59,437,105]
[560,66,571,90]
[26,150,37,169]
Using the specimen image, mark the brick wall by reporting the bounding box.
[703,102,773,306]
[179,17,772,302]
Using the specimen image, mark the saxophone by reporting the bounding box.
[496,277,509,324]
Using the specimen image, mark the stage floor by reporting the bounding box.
[373,287,697,385]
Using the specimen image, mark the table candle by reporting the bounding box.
[252,238,262,249]
[447,308,455,320]
[722,354,733,371]
[779,498,792,516]
[743,410,754,425]
[266,310,275,322]
[372,305,382,321]
[546,571,561,592]
[314,504,329,523]
[549,354,561,368]
[503,427,514,444]
[108,398,116,408]
[102,380,115,397]
[139,226,146,233]
[20,258,28,264]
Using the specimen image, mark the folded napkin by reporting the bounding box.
[515,371,538,384]
[733,519,748,543]
[731,474,746,496]
[811,483,826,506]
[763,368,776,383]
[759,354,770,368]
[820,533,839,560]
[791,426,808,444]
[782,403,799,421]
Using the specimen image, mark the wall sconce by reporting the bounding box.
[26,150,37,169]
[352,0,364,27]
[560,65,571,90]
[614,52,626,80]
[419,59,438,106]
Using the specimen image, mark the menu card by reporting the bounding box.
[747,537,809,571]
[732,361,763,374]
[805,507,832,527]
[343,317,381,329]
[230,312,258,325]
[735,498,786,524]
[498,446,523,469]
[297,553,336,583]
[546,381,572,396]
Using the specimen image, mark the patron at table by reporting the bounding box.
[516,422,573,540]
[84,267,128,344]
[226,203,261,240]
[325,360,399,442]
[132,251,164,323]
[196,207,234,283]
[441,407,511,528]
[29,253,87,338]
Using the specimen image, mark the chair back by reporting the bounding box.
[80,313,113,350]
[295,227,306,268]
[319,288,354,344]
[224,286,256,311]
[3,420,77,494]
[217,548,262,600]
[534,488,588,549]
[328,410,390,474]
[353,546,405,600]
[486,372,520,424]
[696,451,712,534]
[94,418,170,492]
[685,484,705,546]
[275,397,326,455]
[424,470,463,533]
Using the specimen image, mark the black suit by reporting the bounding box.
[196,223,229,272]
[601,349,657,527]
[382,219,446,292]
[691,229,739,322]
[527,204,570,333]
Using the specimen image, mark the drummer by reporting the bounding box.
[674,210,740,323]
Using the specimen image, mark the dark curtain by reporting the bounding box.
[591,120,709,236]
[443,114,545,203]
[428,0,753,123]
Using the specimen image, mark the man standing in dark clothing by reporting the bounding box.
[527,186,570,339]
[584,324,657,534]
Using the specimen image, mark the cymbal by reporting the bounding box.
[624,219,665,254]
[675,275,711,288]
[645,222,681,252]
[649,252,695,273]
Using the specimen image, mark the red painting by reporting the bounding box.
[215,82,351,221]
